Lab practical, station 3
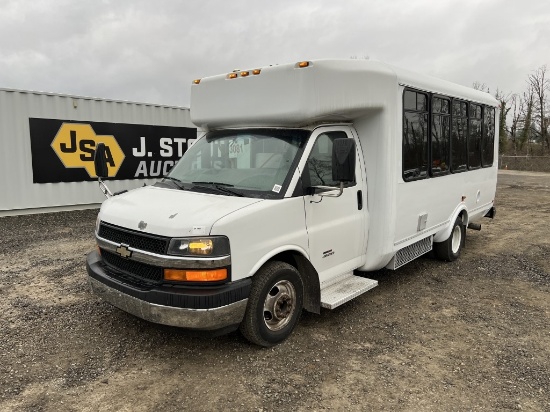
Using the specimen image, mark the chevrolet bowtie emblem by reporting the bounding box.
[116,244,132,259]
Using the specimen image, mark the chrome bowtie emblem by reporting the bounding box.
[116,244,132,259]
[138,220,147,230]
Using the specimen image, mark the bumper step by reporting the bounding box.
[320,272,378,309]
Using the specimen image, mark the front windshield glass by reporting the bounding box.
[167,129,309,198]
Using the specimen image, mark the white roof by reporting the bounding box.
[190,59,497,130]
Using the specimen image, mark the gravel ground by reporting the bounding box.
[1,170,549,411]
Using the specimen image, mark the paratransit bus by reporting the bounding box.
[87,59,498,346]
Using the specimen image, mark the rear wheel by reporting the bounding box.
[240,261,303,347]
[434,217,465,262]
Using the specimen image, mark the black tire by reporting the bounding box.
[240,261,303,347]
[434,217,465,262]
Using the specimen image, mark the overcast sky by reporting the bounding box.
[1,0,548,107]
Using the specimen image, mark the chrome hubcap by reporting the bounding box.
[263,280,296,331]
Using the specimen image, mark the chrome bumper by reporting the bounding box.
[88,277,248,331]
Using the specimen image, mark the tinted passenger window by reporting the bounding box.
[482,107,495,167]
[431,97,451,175]
[451,100,468,173]
[403,91,429,181]
[468,104,482,169]
[403,88,496,182]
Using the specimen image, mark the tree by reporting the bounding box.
[528,65,550,153]
[473,81,490,93]
[519,89,534,153]
[509,94,521,153]
[495,89,511,153]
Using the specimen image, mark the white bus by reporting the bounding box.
[88,59,498,346]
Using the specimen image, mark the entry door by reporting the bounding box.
[302,127,365,284]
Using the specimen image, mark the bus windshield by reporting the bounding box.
[166,129,309,198]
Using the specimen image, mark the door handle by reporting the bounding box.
[357,190,363,210]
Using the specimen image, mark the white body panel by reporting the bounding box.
[99,186,262,238]
[210,197,309,280]
[299,126,366,283]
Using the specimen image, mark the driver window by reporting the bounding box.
[305,131,355,187]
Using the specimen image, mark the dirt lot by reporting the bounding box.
[1,170,549,411]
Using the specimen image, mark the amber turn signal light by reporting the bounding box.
[164,268,228,282]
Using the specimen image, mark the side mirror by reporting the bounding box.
[332,138,356,182]
[94,143,109,179]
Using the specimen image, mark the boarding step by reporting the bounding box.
[320,272,378,310]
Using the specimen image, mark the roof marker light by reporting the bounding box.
[298,61,310,68]
[228,73,238,79]
[193,79,201,85]
[253,69,261,75]
[240,71,250,77]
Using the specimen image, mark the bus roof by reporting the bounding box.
[190,59,497,130]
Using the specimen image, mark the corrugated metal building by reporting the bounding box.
[0,88,197,216]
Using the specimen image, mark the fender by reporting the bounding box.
[433,204,469,243]
[248,245,311,278]
[247,245,321,314]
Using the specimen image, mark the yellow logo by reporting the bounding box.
[51,123,125,178]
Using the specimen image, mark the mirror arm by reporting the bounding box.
[98,177,113,198]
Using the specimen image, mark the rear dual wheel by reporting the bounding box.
[240,261,303,347]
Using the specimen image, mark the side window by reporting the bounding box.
[482,107,495,167]
[451,100,468,173]
[431,96,451,176]
[403,90,429,181]
[305,131,355,187]
[468,104,482,169]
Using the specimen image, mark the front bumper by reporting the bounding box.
[86,251,250,331]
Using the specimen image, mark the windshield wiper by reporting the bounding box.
[163,176,186,190]
[191,181,244,197]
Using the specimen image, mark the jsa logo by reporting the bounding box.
[51,123,125,178]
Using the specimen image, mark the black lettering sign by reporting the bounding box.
[29,118,197,183]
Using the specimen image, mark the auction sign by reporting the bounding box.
[29,118,197,183]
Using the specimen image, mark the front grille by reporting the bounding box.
[101,249,163,286]
[98,223,169,255]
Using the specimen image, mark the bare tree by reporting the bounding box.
[473,81,490,93]
[509,94,521,154]
[519,89,535,154]
[528,65,550,154]
[495,89,511,153]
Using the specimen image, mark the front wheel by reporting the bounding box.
[240,261,303,347]
[434,217,465,262]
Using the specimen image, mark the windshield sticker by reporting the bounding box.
[272,184,282,193]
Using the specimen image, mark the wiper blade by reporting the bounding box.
[191,181,244,197]
[163,176,186,190]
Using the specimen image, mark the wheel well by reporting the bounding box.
[458,210,469,226]
[262,251,321,314]
[434,207,469,243]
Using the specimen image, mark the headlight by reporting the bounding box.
[167,236,230,257]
